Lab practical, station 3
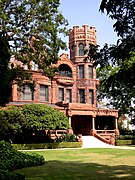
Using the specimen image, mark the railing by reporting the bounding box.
[96,130,115,142]
[96,130,115,134]
[45,130,68,140]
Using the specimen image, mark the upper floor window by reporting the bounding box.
[59,64,72,77]
[31,61,38,71]
[89,89,94,104]
[59,88,64,102]
[66,89,72,103]
[78,65,84,78]
[88,66,93,78]
[39,85,48,102]
[21,85,34,100]
[78,89,85,103]
[79,43,84,56]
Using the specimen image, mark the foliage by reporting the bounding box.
[0,140,45,180]
[0,169,25,180]
[100,0,134,37]
[115,139,135,146]
[0,104,69,143]
[0,0,68,106]
[56,134,76,142]
[116,135,135,140]
[12,142,82,150]
[86,0,135,121]
[0,141,45,170]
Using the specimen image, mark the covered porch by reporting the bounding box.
[67,103,119,140]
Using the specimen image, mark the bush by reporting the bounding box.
[56,134,76,142]
[0,141,45,170]
[12,142,82,150]
[0,169,25,180]
[0,104,69,143]
[116,135,135,140]
[0,141,45,180]
[119,128,135,135]
[116,139,135,146]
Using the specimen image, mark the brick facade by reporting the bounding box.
[10,25,118,136]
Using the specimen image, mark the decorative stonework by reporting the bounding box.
[10,24,118,136]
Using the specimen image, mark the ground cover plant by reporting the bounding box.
[15,148,135,180]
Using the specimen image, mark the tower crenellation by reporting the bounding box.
[69,25,97,62]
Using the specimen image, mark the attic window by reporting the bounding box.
[59,64,72,77]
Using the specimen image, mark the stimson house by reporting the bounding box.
[10,25,119,139]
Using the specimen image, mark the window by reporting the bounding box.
[89,90,94,104]
[66,89,72,103]
[21,85,34,100]
[71,45,75,52]
[78,65,84,78]
[59,88,64,102]
[88,66,93,78]
[31,61,38,71]
[79,43,84,56]
[79,89,85,103]
[39,85,48,102]
[59,64,72,77]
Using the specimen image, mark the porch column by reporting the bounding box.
[92,116,95,129]
[115,117,118,129]
[69,116,71,127]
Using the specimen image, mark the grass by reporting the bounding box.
[14,148,135,180]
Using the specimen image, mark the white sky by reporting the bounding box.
[59,0,118,54]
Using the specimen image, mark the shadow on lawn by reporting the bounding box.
[17,160,135,180]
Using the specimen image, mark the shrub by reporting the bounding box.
[12,142,82,150]
[0,141,45,170]
[0,141,45,180]
[56,134,76,142]
[0,104,69,143]
[0,169,25,180]
[116,135,135,140]
[0,141,45,179]
[116,140,135,146]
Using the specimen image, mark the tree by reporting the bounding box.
[0,0,68,106]
[86,0,135,121]
[0,104,69,143]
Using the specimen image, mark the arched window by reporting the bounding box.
[59,64,72,77]
[79,43,84,56]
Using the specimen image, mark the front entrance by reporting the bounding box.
[71,115,92,135]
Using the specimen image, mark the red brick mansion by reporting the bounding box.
[10,25,119,138]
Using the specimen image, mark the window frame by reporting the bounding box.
[88,66,93,78]
[21,85,34,100]
[59,88,64,102]
[66,89,72,103]
[78,89,85,103]
[39,85,49,102]
[78,43,84,56]
[89,89,94,104]
[78,65,84,78]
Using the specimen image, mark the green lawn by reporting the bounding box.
[14,148,135,180]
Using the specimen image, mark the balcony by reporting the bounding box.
[57,76,74,86]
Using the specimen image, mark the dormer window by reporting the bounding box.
[59,64,72,77]
[79,43,84,56]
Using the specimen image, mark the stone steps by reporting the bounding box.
[82,136,115,148]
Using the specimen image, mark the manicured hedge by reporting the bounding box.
[116,140,135,146]
[0,169,25,180]
[116,135,135,140]
[0,141,45,180]
[12,142,82,150]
